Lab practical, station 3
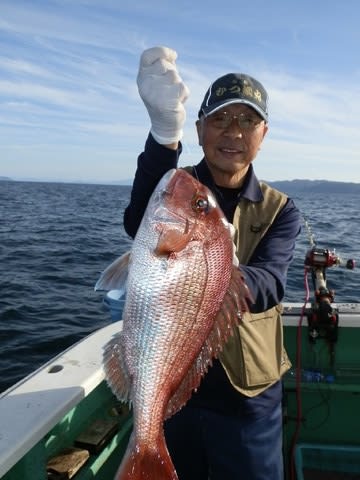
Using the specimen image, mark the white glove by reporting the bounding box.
[137,46,190,145]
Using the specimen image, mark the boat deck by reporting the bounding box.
[0,321,130,479]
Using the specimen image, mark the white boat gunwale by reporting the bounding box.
[0,321,122,478]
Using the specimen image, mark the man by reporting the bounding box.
[123,46,301,480]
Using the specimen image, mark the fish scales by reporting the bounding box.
[125,250,213,437]
[95,168,251,480]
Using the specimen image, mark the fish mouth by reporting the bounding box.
[152,206,189,229]
[155,168,177,193]
[151,169,189,227]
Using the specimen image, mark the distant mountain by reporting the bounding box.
[1,176,359,192]
[267,179,360,195]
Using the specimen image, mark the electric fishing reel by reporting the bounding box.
[305,248,355,270]
[304,247,355,344]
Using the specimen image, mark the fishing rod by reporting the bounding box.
[288,216,356,480]
[303,215,355,346]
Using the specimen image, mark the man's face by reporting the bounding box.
[196,104,268,182]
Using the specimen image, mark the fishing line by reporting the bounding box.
[288,266,311,480]
[302,213,317,248]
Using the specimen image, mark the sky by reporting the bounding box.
[1,0,360,184]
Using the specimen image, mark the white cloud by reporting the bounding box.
[1,0,360,183]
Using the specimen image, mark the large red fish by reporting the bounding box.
[95,168,251,480]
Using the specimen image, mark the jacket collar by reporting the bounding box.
[194,159,264,203]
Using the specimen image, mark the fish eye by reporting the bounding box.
[192,194,209,213]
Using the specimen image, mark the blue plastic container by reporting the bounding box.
[103,289,125,322]
[295,442,360,479]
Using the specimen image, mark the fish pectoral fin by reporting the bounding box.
[95,251,131,291]
[212,265,253,340]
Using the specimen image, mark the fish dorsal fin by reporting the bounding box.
[165,266,251,418]
[103,332,132,404]
[94,251,131,292]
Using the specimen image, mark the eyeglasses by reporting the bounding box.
[204,111,264,130]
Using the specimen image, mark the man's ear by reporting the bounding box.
[196,119,203,146]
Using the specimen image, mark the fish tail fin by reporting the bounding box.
[115,433,178,480]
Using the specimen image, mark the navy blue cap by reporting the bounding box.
[199,73,268,122]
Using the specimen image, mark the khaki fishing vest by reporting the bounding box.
[219,181,292,397]
[183,167,292,396]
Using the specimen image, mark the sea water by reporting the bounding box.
[0,181,358,393]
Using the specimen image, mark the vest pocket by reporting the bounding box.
[220,306,291,395]
[238,308,287,386]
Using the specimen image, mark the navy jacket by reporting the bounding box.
[123,134,302,416]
